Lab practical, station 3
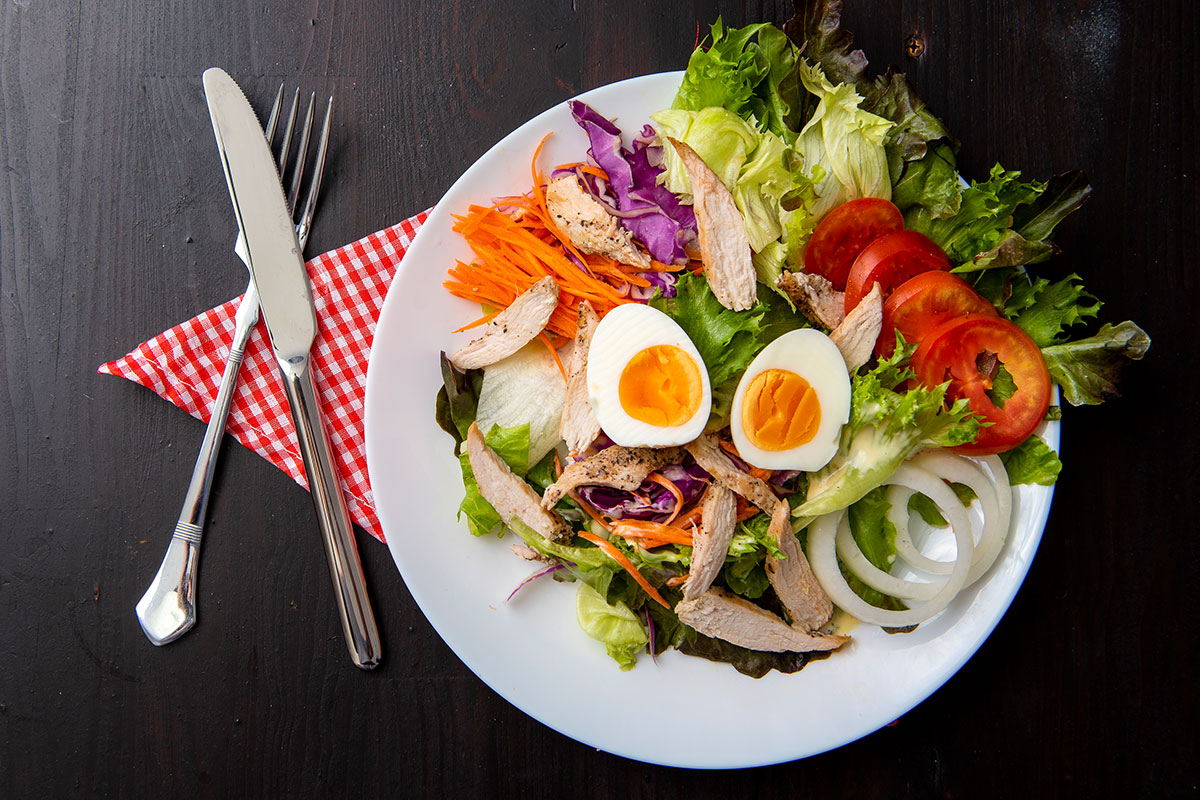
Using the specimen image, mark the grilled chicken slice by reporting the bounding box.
[676,587,849,653]
[683,434,777,514]
[776,270,846,330]
[449,276,559,370]
[466,422,572,543]
[541,445,684,509]
[830,282,883,373]
[764,498,834,631]
[559,300,601,454]
[546,175,651,268]
[682,483,737,601]
[668,138,756,311]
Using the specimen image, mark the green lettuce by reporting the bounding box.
[1041,321,1151,406]
[794,343,980,519]
[575,582,647,671]
[795,60,893,221]
[845,486,906,610]
[672,19,804,144]
[1004,273,1102,347]
[1000,435,1063,486]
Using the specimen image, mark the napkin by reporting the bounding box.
[99,210,432,544]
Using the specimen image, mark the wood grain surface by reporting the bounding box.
[1,0,1196,796]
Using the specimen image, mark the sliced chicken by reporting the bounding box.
[449,276,559,370]
[764,499,834,631]
[830,282,883,373]
[668,138,756,311]
[682,483,737,601]
[776,270,846,330]
[466,422,573,543]
[546,175,651,268]
[676,587,849,653]
[541,445,684,509]
[558,301,602,454]
[683,434,777,514]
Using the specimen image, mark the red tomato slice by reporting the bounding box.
[876,271,998,358]
[804,198,903,290]
[844,230,952,313]
[913,314,1052,456]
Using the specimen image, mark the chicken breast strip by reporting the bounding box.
[683,434,777,514]
[776,270,846,330]
[541,445,684,509]
[764,498,835,631]
[830,282,883,373]
[449,276,559,370]
[682,483,737,601]
[676,587,849,653]
[546,175,651,267]
[558,300,602,454]
[668,138,757,311]
[466,422,573,543]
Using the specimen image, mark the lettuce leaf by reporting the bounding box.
[1041,321,1151,406]
[845,486,906,610]
[576,582,647,671]
[1000,435,1063,486]
[435,352,483,454]
[1004,273,1102,347]
[795,60,893,221]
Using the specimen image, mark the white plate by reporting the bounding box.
[364,72,1058,768]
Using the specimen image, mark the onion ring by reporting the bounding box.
[808,463,975,627]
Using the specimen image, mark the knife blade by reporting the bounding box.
[202,67,382,670]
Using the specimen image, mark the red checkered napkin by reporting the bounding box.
[99,210,432,544]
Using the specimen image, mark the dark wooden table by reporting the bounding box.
[2,0,1195,795]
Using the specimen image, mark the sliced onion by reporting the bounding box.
[835,514,944,601]
[888,483,953,576]
[808,463,975,627]
[909,449,1012,586]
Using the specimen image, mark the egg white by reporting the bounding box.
[730,328,850,471]
[586,303,712,447]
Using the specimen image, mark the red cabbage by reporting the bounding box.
[575,461,710,522]
[569,101,697,264]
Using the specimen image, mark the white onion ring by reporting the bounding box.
[808,463,975,627]
[835,513,943,601]
[888,483,953,576]
[908,450,1012,586]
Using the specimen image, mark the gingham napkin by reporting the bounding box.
[99,210,432,544]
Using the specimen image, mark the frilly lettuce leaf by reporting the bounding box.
[1000,434,1063,486]
[1004,273,1102,347]
[1041,321,1151,406]
[795,60,893,221]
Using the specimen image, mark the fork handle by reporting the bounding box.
[135,281,259,645]
[279,354,382,670]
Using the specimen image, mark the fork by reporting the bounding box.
[136,85,334,646]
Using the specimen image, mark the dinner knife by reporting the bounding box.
[202,67,382,669]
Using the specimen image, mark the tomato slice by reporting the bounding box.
[804,198,904,290]
[913,314,1052,456]
[844,230,951,313]
[876,271,998,358]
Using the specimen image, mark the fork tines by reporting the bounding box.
[264,84,333,250]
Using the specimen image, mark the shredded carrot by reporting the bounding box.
[735,497,761,522]
[666,574,689,587]
[645,473,685,524]
[611,519,694,546]
[538,332,567,383]
[672,502,705,530]
[452,308,502,333]
[579,530,670,609]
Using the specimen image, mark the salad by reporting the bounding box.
[433,2,1149,677]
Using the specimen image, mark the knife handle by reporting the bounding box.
[280,356,383,670]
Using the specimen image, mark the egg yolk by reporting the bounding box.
[742,369,821,451]
[619,345,703,427]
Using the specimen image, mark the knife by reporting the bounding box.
[202,67,382,670]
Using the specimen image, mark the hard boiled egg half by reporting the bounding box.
[587,303,711,447]
[730,329,850,471]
